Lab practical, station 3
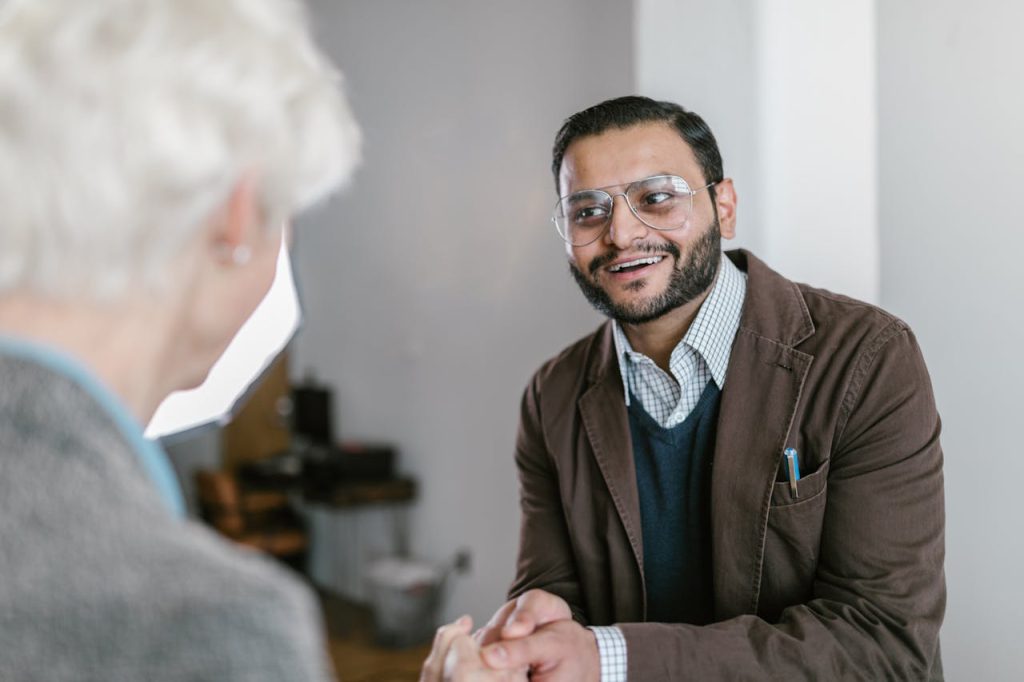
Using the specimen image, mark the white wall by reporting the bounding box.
[878,2,1024,679]
[755,0,878,303]
[294,0,629,625]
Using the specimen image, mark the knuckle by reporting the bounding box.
[521,588,551,607]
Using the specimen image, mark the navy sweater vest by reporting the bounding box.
[628,381,720,624]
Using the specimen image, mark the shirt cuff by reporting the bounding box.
[590,625,627,682]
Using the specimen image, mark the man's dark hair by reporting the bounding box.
[551,96,724,196]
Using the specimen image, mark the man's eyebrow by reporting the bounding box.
[566,189,601,199]
[568,172,682,196]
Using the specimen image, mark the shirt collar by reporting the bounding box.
[612,253,747,403]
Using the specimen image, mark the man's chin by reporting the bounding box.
[606,291,658,315]
[608,301,675,326]
[621,278,651,293]
[590,282,672,324]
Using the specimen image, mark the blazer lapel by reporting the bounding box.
[711,250,816,618]
[578,329,646,616]
[711,332,812,617]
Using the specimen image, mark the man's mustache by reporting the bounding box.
[588,242,681,276]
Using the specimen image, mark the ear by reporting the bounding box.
[210,173,261,257]
[713,178,738,240]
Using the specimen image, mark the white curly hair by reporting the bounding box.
[0,0,360,300]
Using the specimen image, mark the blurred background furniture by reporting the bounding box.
[195,468,308,572]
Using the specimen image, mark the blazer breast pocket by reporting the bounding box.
[760,458,830,619]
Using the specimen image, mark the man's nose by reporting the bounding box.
[604,194,649,249]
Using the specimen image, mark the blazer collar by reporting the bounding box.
[727,249,814,348]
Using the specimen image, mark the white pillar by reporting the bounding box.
[635,0,879,303]
[755,0,879,302]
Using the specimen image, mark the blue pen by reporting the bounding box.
[784,447,801,498]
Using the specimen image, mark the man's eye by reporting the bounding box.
[574,205,609,223]
[641,191,674,205]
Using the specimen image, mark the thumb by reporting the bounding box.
[421,616,473,682]
[443,633,486,679]
[501,610,537,639]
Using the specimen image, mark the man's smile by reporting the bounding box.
[589,242,681,277]
[603,253,668,284]
[607,255,665,273]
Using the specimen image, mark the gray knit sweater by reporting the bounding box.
[0,349,334,682]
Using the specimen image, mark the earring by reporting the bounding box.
[231,245,252,266]
[217,243,252,266]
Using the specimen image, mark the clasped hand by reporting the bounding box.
[419,589,601,682]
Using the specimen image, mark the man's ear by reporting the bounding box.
[714,178,738,240]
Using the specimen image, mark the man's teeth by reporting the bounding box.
[609,256,664,272]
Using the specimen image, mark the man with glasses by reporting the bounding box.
[422,96,945,681]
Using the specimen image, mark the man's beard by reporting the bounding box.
[568,221,722,325]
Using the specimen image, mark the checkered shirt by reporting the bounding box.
[612,254,747,428]
[591,626,628,681]
[591,254,747,681]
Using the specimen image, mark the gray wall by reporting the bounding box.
[295,1,631,624]
[635,0,762,256]
[878,2,1024,679]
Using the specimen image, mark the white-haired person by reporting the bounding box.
[0,0,359,679]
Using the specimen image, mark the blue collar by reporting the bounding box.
[0,335,186,518]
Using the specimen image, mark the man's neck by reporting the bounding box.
[619,286,713,372]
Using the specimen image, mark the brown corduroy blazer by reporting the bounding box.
[509,250,945,680]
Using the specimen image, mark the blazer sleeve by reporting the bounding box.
[618,325,945,680]
[507,374,589,624]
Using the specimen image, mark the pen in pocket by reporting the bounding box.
[784,447,801,499]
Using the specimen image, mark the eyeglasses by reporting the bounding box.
[552,174,716,246]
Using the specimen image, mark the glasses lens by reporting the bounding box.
[554,190,612,245]
[625,175,693,230]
